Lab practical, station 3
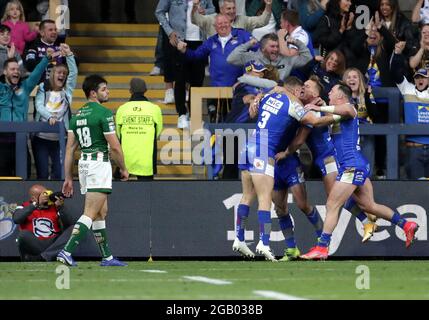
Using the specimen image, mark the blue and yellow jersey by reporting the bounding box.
[255,93,307,158]
[330,106,368,168]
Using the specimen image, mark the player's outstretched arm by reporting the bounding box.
[105,133,129,181]
[62,132,79,197]
[305,103,356,118]
[300,110,337,127]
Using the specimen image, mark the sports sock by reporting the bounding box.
[306,207,323,237]
[64,215,92,254]
[278,215,296,248]
[258,210,271,246]
[317,232,332,248]
[236,204,250,241]
[92,220,113,260]
[344,198,368,224]
[391,211,406,229]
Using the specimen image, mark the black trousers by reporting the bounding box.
[165,40,206,116]
[17,226,74,261]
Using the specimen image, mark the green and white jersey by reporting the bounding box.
[69,102,116,161]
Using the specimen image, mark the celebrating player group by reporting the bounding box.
[233,76,419,261]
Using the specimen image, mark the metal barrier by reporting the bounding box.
[0,122,67,180]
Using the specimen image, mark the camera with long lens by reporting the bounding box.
[43,190,66,206]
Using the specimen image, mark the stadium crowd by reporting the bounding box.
[0,0,428,183]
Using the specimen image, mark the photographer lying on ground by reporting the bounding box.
[13,184,76,262]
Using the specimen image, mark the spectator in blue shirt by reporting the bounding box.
[178,14,253,87]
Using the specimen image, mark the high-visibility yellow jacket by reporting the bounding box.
[116,99,163,176]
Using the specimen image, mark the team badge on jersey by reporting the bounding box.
[33,218,57,238]
[253,159,265,170]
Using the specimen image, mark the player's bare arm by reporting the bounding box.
[305,102,356,118]
[105,133,129,181]
[300,110,336,127]
[62,132,79,197]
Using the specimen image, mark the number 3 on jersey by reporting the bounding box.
[258,110,271,129]
[76,127,92,147]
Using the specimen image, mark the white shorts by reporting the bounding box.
[78,160,112,194]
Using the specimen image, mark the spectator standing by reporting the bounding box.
[1,0,38,55]
[36,0,69,42]
[155,0,215,129]
[178,15,253,88]
[409,23,429,70]
[378,0,418,58]
[0,24,25,74]
[32,43,77,180]
[13,184,76,261]
[313,0,354,58]
[392,41,429,179]
[247,0,284,29]
[298,49,346,99]
[277,9,314,57]
[246,0,278,41]
[192,0,272,37]
[116,78,163,180]
[347,14,396,179]
[298,0,328,40]
[412,0,429,24]
[178,15,253,122]
[0,53,51,177]
[24,19,65,83]
[227,32,312,81]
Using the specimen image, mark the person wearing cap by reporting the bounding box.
[218,60,277,179]
[392,41,429,179]
[226,60,276,123]
[115,78,163,180]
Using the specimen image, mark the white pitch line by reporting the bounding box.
[253,290,307,300]
[183,276,232,285]
[139,269,168,273]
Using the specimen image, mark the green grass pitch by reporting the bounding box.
[1,260,428,300]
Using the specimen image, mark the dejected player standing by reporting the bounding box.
[57,75,129,267]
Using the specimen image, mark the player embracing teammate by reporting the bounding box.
[233,78,419,261]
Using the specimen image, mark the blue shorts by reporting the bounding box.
[238,141,275,177]
[336,164,370,186]
[274,154,305,190]
[314,153,338,177]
